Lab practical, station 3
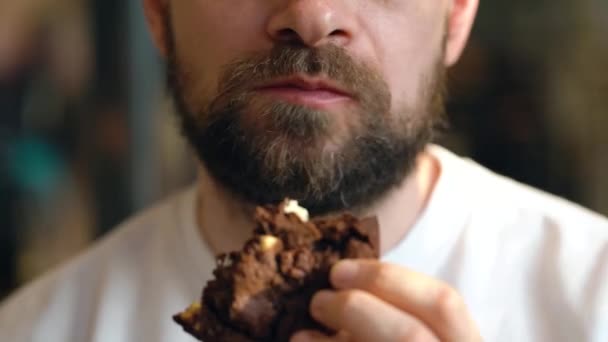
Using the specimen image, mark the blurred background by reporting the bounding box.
[0,0,607,301]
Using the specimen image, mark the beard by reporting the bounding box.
[164,12,446,216]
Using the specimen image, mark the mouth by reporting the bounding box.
[253,75,354,109]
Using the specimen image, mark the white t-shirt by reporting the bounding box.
[1,146,607,342]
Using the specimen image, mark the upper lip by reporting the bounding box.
[255,75,352,97]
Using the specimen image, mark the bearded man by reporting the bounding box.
[1,0,607,341]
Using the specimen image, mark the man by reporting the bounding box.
[1,0,607,341]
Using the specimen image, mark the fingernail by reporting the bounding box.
[331,260,359,287]
[310,290,335,317]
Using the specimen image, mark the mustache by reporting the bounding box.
[214,43,389,106]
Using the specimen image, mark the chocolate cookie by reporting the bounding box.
[174,200,379,341]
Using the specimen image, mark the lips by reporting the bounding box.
[257,77,351,96]
[253,76,353,108]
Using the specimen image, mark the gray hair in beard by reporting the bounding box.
[164,10,446,215]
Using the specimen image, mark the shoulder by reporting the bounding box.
[429,144,608,231]
[0,187,194,341]
[428,144,608,284]
[429,146,608,339]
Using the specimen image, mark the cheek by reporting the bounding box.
[170,1,271,103]
[387,38,444,113]
[358,1,447,111]
[382,44,441,113]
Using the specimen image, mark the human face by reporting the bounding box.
[167,0,449,123]
[152,0,465,214]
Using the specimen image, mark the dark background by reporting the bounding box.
[1,0,607,301]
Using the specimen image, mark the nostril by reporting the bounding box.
[327,29,350,45]
[329,29,347,37]
[270,26,351,47]
[276,28,301,42]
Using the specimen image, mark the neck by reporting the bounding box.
[195,149,440,255]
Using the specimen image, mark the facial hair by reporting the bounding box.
[163,10,446,215]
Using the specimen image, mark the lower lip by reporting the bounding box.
[255,87,352,108]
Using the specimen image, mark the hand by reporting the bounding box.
[291,260,482,342]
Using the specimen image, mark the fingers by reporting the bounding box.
[329,260,480,341]
[291,330,350,342]
[291,331,336,342]
[306,289,439,342]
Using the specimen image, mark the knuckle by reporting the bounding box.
[433,284,463,324]
[396,326,436,342]
[367,264,396,291]
[338,289,364,311]
[332,290,365,327]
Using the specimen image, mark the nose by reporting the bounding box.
[267,0,354,47]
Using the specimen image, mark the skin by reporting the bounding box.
[147,0,470,126]
[143,0,481,340]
